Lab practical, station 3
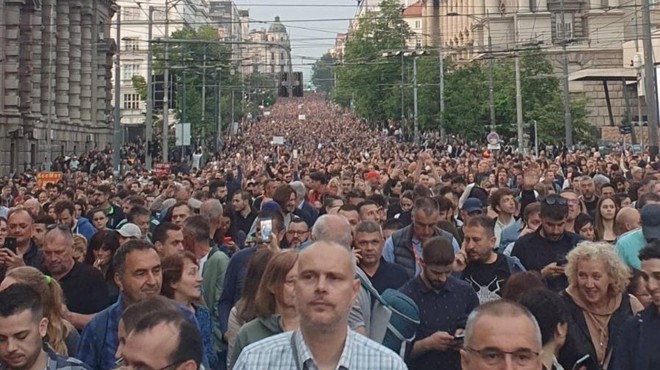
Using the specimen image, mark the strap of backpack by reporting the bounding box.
[356,273,389,308]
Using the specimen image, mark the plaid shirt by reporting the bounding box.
[1,346,91,370]
[46,346,91,370]
[233,328,408,370]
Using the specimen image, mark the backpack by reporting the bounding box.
[358,274,420,359]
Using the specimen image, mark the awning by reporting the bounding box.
[569,68,638,82]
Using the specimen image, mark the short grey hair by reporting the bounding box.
[200,199,223,221]
[311,215,352,249]
[464,300,542,350]
[289,181,306,201]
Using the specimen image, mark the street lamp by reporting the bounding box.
[447,11,496,134]
[382,49,428,144]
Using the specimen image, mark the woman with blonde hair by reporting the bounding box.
[0,266,79,355]
[228,250,299,369]
[558,241,643,370]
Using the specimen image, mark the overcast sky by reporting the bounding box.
[237,0,357,82]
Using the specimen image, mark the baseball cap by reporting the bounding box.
[641,204,660,241]
[461,198,483,214]
[117,223,142,239]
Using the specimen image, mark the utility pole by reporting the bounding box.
[181,68,186,160]
[413,56,419,144]
[514,12,524,153]
[145,6,154,170]
[201,46,207,126]
[112,9,121,171]
[642,0,660,159]
[438,18,445,141]
[162,0,170,163]
[486,10,496,132]
[560,0,573,148]
[217,67,222,148]
[45,0,56,171]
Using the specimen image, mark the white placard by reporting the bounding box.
[272,136,284,145]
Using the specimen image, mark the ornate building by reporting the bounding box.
[0,0,118,174]
[244,17,292,77]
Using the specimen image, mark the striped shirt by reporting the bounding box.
[233,328,408,370]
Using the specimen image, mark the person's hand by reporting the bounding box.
[541,262,565,279]
[0,248,25,270]
[522,169,540,190]
[453,250,468,272]
[352,248,362,265]
[225,241,238,255]
[519,227,535,237]
[427,331,456,351]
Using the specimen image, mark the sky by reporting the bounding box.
[236,0,358,83]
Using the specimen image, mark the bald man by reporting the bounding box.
[616,207,641,238]
[233,241,407,370]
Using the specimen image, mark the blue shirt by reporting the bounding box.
[382,236,460,277]
[615,229,646,270]
[77,296,208,370]
[399,275,479,370]
[233,328,407,370]
[218,247,257,333]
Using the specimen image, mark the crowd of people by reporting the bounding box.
[0,94,659,370]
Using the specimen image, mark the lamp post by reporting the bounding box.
[382,50,428,144]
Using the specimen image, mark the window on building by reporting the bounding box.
[122,7,141,21]
[415,20,421,29]
[123,94,141,110]
[271,52,275,61]
[124,38,140,51]
[122,64,140,81]
[554,13,574,40]
[415,38,422,49]
[281,52,284,61]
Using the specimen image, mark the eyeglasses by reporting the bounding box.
[542,196,567,206]
[464,347,540,367]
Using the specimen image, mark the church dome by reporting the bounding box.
[269,16,287,34]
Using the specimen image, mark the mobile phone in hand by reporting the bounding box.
[260,218,273,243]
[572,354,590,370]
[3,237,17,254]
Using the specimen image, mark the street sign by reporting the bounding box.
[487,131,500,145]
[175,123,191,146]
[619,125,632,135]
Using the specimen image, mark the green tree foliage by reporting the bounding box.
[334,0,412,122]
[152,25,243,142]
[332,0,594,145]
[311,52,337,97]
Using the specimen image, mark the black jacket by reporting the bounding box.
[558,291,634,370]
[612,304,660,370]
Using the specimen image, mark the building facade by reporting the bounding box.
[243,17,292,77]
[111,0,210,138]
[209,1,249,67]
[0,0,118,175]
[417,0,658,140]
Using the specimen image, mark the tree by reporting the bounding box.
[312,52,337,97]
[152,25,242,144]
[334,0,412,122]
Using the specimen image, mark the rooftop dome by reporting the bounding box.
[269,16,287,34]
